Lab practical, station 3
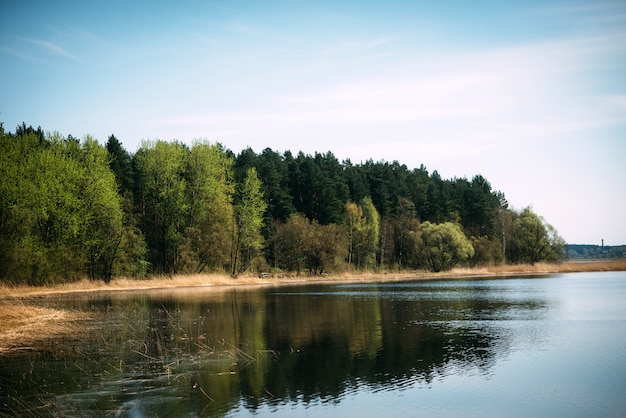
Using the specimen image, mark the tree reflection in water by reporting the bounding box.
[0,281,546,417]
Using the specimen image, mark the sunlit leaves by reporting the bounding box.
[184,141,235,273]
[507,208,565,264]
[420,221,475,272]
[134,140,189,274]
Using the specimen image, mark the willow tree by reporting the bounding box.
[232,167,267,276]
[420,221,474,272]
[508,208,565,264]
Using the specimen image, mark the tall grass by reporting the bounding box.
[475,259,626,275]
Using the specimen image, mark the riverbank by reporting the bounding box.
[1,260,624,355]
[1,259,625,300]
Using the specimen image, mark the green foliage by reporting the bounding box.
[420,221,475,272]
[1,121,567,283]
[389,198,421,269]
[0,129,139,284]
[274,214,348,275]
[273,214,309,273]
[344,201,363,268]
[134,140,189,274]
[106,134,134,195]
[183,141,235,273]
[288,151,349,225]
[344,197,380,270]
[469,235,503,267]
[77,136,126,282]
[506,208,565,264]
[304,221,348,275]
[232,167,267,276]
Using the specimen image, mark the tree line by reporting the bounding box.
[0,123,566,285]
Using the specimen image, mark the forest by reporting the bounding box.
[0,123,566,285]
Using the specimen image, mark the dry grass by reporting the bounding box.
[1,260,624,300]
[456,259,626,276]
[0,300,89,355]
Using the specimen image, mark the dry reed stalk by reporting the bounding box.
[0,300,90,355]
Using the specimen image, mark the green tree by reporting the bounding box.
[256,148,296,222]
[273,214,309,274]
[358,197,380,269]
[391,198,421,269]
[273,214,347,275]
[469,235,503,267]
[304,221,348,275]
[13,133,87,283]
[0,129,44,283]
[134,140,189,274]
[420,221,474,272]
[344,201,363,269]
[344,197,380,270]
[362,160,409,218]
[1,130,134,284]
[508,208,565,264]
[343,159,370,203]
[183,141,235,273]
[288,151,349,225]
[232,167,267,276]
[77,136,126,282]
[106,134,134,195]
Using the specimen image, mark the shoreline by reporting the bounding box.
[1,260,625,356]
[1,259,625,300]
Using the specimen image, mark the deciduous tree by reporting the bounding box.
[134,140,189,274]
[232,167,267,276]
[183,141,235,273]
[507,208,565,264]
[420,221,474,272]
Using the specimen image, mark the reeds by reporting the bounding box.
[0,300,89,355]
[467,259,626,275]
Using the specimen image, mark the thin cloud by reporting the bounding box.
[22,38,73,58]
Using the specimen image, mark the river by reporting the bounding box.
[1,271,625,417]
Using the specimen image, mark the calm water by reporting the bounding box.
[1,272,625,417]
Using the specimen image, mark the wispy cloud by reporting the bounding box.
[22,38,73,58]
[0,45,36,62]
[144,28,626,165]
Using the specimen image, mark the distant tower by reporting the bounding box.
[602,239,604,252]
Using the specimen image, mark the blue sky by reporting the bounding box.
[1,0,625,245]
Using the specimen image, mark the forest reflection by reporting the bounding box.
[1,282,545,417]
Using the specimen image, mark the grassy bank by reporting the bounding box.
[1,260,625,300]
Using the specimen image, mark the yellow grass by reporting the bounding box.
[0,300,89,355]
[1,260,625,300]
[458,259,626,275]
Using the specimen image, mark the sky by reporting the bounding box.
[1,0,625,245]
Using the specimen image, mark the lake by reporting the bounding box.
[1,271,625,417]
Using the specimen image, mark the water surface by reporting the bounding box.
[1,272,625,417]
